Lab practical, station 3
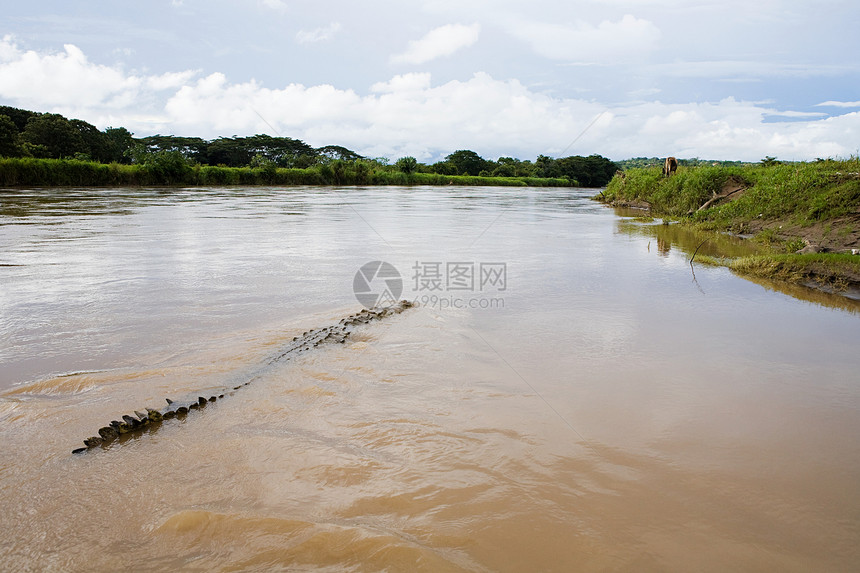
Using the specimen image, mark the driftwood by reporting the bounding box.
[697,185,746,212]
[689,239,709,266]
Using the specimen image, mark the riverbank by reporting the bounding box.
[598,159,860,294]
[0,156,570,188]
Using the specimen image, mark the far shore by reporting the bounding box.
[0,156,575,188]
[596,159,860,297]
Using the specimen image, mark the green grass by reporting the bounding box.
[729,253,860,289]
[603,159,860,290]
[602,158,860,227]
[0,157,570,188]
[688,254,728,267]
[603,164,751,215]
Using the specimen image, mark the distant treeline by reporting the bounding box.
[616,157,751,170]
[0,157,575,188]
[0,105,619,187]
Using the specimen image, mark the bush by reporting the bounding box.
[395,156,418,174]
[0,156,572,188]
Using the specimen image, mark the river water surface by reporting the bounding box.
[1,186,858,571]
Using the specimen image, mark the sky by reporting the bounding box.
[1,0,858,162]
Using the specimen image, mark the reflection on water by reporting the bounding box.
[614,212,761,259]
[615,211,860,313]
[741,273,860,313]
[1,187,859,571]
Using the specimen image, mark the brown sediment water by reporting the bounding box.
[68,302,416,454]
[1,186,858,571]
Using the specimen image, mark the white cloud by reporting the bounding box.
[0,37,142,109]
[390,23,481,65]
[296,22,342,44]
[600,99,858,161]
[0,34,18,62]
[370,73,432,94]
[651,60,855,79]
[158,69,597,160]
[159,70,858,162]
[816,100,860,108]
[0,38,857,162]
[145,70,200,91]
[260,0,288,11]
[764,111,828,119]
[164,73,364,134]
[504,14,660,62]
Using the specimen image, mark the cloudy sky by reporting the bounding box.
[1,0,858,162]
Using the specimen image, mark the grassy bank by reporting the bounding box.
[603,158,860,226]
[599,158,860,292]
[729,253,860,291]
[0,157,570,188]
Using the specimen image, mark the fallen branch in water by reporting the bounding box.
[690,239,709,267]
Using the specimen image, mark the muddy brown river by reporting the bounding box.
[1,186,858,571]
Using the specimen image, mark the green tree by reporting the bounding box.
[536,154,618,186]
[352,159,372,184]
[70,119,114,162]
[535,155,561,178]
[250,153,277,182]
[104,127,135,163]
[0,114,22,157]
[149,150,192,184]
[583,154,619,187]
[236,134,315,167]
[21,113,86,158]
[445,150,489,176]
[0,106,37,132]
[491,157,516,177]
[140,135,209,163]
[201,135,319,167]
[395,156,418,174]
[492,157,536,178]
[316,145,361,163]
[206,137,251,166]
[127,147,192,184]
[430,160,457,175]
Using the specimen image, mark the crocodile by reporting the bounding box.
[72,300,416,454]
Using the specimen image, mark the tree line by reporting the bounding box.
[615,157,750,170]
[0,105,618,187]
